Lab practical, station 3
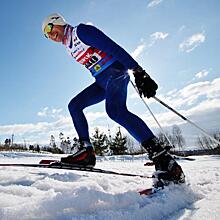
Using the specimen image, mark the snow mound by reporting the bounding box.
[0,153,219,220]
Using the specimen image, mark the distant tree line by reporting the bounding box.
[182,131,220,156]
[0,126,219,156]
[157,127,220,156]
[0,127,128,156]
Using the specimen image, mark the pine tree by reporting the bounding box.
[91,128,108,156]
[50,135,56,149]
[110,127,127,155]
[59,132,70,153]
[66,137,71,153]
[48,134,64,154]
[35,144,40,152]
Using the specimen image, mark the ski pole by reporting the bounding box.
[129,80,173,146]
[153,96,220,146]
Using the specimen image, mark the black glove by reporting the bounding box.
[133,65,158,98]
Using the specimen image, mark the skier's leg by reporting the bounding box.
[105,73,154,143]
[68,82,105,141]
[142,138,185,187]
[105,72,185,186]
[61,82,105,166]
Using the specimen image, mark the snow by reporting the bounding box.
[0,152,220,220]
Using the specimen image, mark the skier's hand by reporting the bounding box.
[133,66,158,98]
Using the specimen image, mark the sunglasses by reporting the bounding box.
[44,23,54,38]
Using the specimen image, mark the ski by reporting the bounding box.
[0,161,151,179]
[139,186,163,196]
[144,156,195,166]
[139,181,188,196]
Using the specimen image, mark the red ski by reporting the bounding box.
[138,187,163,196]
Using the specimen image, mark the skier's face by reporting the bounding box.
[47,25,65,42]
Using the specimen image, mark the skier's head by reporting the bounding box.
[42,13,66,42]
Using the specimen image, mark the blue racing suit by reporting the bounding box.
[62,23,154,143]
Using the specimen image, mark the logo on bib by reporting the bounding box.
[94,65,101,72]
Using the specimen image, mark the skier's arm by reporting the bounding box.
[77,23,158,98]
[76,23,138,70]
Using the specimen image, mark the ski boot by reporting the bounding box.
[61,140,96,167]
[142,137,185,188]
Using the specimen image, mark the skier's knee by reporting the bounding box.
[106,105,120,122]
[68,97,81,114]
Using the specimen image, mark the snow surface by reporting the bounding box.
[0,152,220,220]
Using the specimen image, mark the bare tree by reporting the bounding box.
[197,131,220,150]
[157,131,173,148]
[126,136,136,154]
[172,125,185,151]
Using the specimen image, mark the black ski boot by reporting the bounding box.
[61,140,96,167]
[142,137,185,188]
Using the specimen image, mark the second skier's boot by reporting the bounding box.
[61,140,96,167]
[142,137,185,188]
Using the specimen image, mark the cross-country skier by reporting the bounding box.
[42,13,185,187]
